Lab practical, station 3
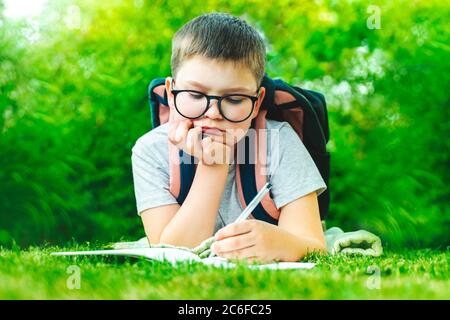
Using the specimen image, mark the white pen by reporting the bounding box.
[208,182,273,258]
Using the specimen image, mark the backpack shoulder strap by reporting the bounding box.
[175,149,197,205]
[148,77,169,128]
[235,112,280,225]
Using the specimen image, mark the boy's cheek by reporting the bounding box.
[169,103,185,121]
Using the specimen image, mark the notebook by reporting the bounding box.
[51,247,316,270]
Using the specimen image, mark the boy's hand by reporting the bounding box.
[168,119,232,166]
[168,119,203,159]
[210,220,284,264]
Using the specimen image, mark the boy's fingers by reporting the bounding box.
[186,126,203,157]
[208,133,224,144]
[175,120,191,141]
[202,138,215,155]
[201,137,216,165]
[168,120,192,149]
[211,232,256,254]
[201,135,213,145]
[211,141,232,165]
[201,139,229,165]
[201,136,213,159]
[218,245,257,261]
[215,221,253,240]
[210,131,237,147]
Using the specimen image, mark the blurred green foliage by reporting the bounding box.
[0,0,448,248]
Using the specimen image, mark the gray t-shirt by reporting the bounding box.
[131,119,327,234]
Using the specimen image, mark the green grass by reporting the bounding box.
[0,244,448,299]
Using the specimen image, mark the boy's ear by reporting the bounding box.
[253,86,266,117]
[165,76,174,107]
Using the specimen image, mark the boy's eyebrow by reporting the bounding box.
[185,80,255,94]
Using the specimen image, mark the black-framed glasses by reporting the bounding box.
[171,80,260,123]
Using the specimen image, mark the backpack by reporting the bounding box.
[148,74,330,222]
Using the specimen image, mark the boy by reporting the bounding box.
[131,13,328,263]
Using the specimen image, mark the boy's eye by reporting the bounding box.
[224,97,244,105]
[189,93,204,100]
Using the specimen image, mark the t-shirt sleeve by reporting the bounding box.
[131,140,178,216]
[268,122,327,210]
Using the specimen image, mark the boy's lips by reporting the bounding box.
[201,126,225,136]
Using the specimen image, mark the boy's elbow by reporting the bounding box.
[316,243,328,255]
[305,239,328,256]
[315,237,328,254]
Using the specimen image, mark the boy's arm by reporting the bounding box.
[276,191,327,260]
[155,161,229,248]
[211,191,327,263]
[140,203,179,244]
[139,118,232,248]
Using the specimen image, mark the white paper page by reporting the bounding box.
[51,248,201,264]
[247,262,316,270]
[200,257,316,270]
[51,248,316,270]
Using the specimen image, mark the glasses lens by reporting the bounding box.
[221,95,253,122]
[175,91,208,118]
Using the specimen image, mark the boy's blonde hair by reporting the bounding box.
[171,12,266,87]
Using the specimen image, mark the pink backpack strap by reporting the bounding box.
[236,109,280,221]
[236,88,305,220]
[254,109,280,219]
[167,108,181,199]
[268,89,305,139]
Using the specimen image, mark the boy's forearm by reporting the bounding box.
[275,228,327,262]
[159,161,229,248]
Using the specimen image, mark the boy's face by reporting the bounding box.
[165,55,266,146]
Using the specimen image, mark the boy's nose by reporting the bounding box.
[204,99,223,120]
